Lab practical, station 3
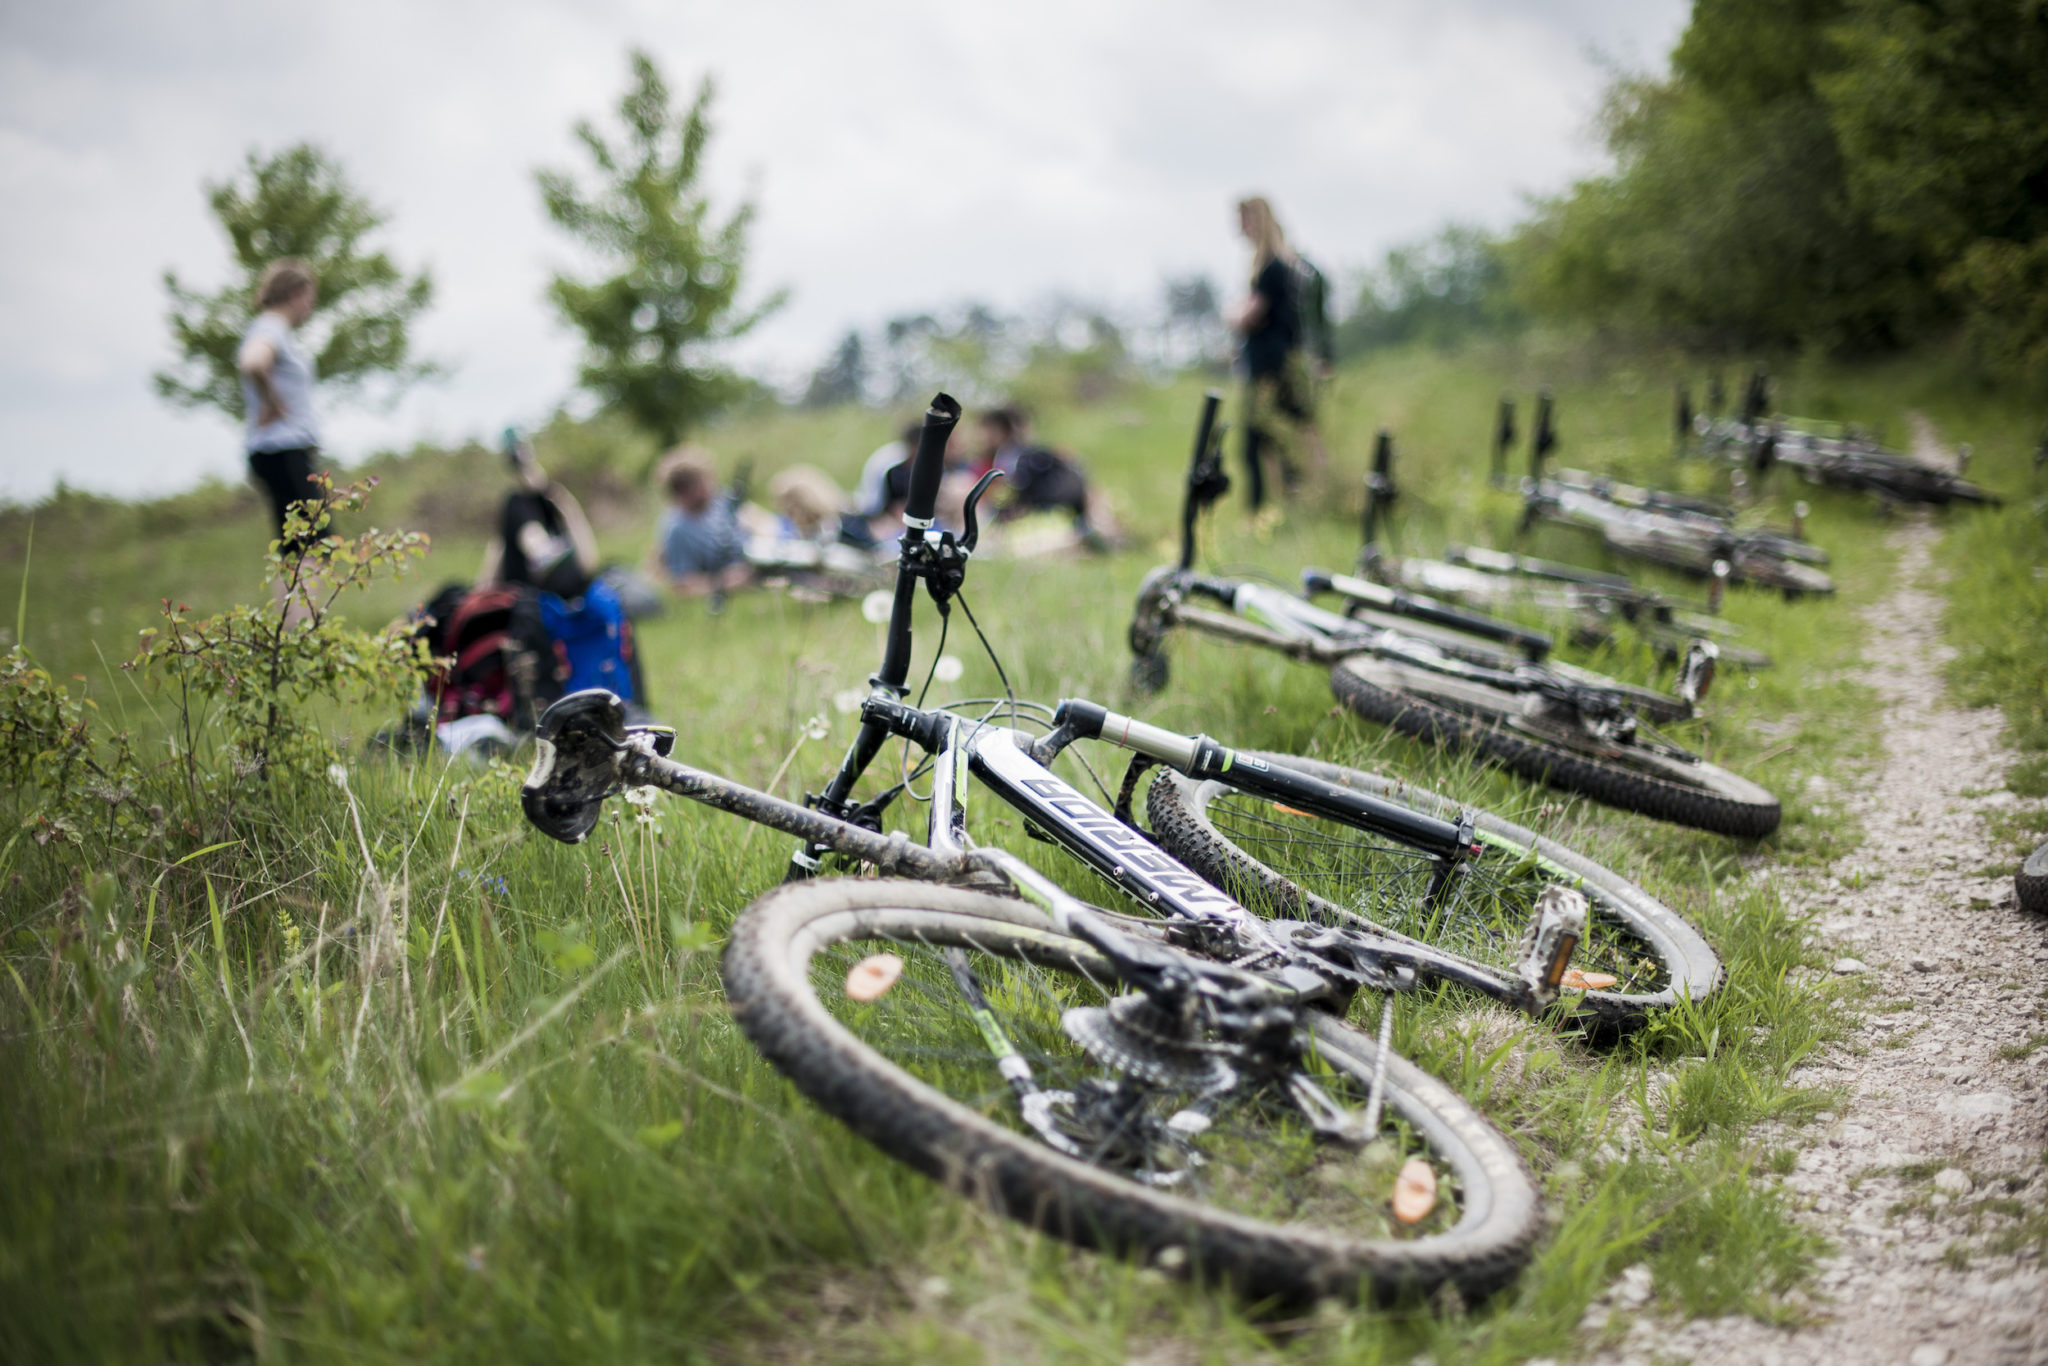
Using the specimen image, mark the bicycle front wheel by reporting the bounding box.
[1329,653,1781,838]
[2018,839,2048,916]
[1146,753,1722,1035]
[722,879,1541,1304]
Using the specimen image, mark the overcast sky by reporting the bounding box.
[0,0,1687,505]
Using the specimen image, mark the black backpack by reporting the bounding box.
[1293,254,1333,366]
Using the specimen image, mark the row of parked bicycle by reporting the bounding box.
[511,381,2003,1307]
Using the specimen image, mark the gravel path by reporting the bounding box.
[1586,434,2048,1365]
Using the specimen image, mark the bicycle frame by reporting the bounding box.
[520,683,1582,1016]
[522,390,1587,1041]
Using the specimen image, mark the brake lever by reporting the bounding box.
[960,469,1004,553]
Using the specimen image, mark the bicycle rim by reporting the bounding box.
[1329,654,1782,837]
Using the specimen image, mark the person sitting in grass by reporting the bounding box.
[479,427,599,599]
[652,447,751,597]
[852,421,923,520]
[973,405,1119,549]
[770,465,878,550]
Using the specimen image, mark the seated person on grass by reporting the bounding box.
[973,405,1120,549]
[852,422,923,520]
[652,447,751,597]
[770,465,879,551]
[480,427,600,599]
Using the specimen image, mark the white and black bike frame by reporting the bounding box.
[521,394,1585,1019]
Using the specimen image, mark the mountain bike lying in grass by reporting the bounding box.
[1320,431,1772,671]
[521,394,1722,1305]
[1521,465,1835,598]
[1503,394,1833,597]
[1130,399,1781,838]
[1679,371,2001,509]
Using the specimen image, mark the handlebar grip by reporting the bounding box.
[903,393,962,526]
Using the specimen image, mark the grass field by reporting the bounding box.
[1,337,2038,1363]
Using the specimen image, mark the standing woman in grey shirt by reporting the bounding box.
[238,260,323,555]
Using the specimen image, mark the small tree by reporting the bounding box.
[538,50,783,447]
[156,143,437,419]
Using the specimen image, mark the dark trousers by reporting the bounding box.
[248,447,322,555]
[1240,357,1318,510]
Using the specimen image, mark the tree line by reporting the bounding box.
[1361,0,2048,384]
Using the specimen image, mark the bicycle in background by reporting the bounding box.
[1130,397,1781,837]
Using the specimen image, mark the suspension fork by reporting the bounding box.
[927,714,970,857]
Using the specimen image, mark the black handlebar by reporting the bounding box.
[1490,396,1516,487]
[874,393,962,692]
[1529,390,1557,479]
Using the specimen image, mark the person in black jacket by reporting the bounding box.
[1229,196,1328,511]
[480,428,600,599]
[973,405,1120,550]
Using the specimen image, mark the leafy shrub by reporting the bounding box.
[133,476,429,789]
[0,477,428,852]
[0,648,147,848]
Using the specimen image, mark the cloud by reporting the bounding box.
[0,0,1685,503]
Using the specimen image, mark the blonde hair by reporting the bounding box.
[255,259,316,310]
[769,465,846,536]
[1237,196,1293,271]
[656,446,718,502]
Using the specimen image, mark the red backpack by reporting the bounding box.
[416,583,562,729]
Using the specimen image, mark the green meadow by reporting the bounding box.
[3,338,2042,1363]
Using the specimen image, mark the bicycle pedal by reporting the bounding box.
[1514,885,1589,1011]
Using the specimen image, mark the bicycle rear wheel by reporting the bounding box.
[1329,654,1780,838]
[722,879,1541,1304]
[1146,753,1722,1036]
